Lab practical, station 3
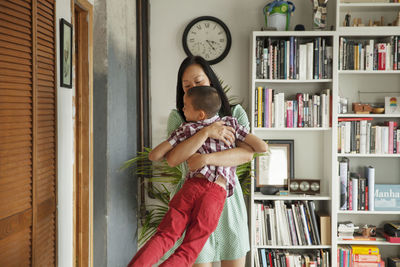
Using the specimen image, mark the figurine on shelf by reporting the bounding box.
[344,12,351,27]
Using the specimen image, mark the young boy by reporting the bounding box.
[128,86,267,267]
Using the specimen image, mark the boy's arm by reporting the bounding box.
[148,140,173,162]
[243,133,268,153]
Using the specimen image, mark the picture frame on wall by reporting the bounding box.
[256,139,294,195]
[60,18,72,88]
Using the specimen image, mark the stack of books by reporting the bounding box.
[338,222,359,239]
[338,245,384,267]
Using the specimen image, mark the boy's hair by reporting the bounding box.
[187,86,221,118]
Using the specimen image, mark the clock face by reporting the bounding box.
[300,181,310,192]
[289,181,299,191]
[311,182,320,192]
[183,16,231,65]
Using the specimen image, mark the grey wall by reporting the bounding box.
[93,0,138,266]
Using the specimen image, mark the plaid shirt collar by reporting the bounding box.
[194,115,219,125]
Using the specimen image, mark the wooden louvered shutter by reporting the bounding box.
[0,0,57,266]
[33,0,56,266]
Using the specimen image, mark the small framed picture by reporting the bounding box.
[256,139,294,194]
[385,96,400,114]
[60,18,72,88]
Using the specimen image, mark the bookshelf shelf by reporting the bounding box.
[337,210,400,215]
[338,27,400,36]
[338,114,400,118]
[255,79,333,83]
[254,128,331,134]
[255,245,332,249]
[252,31,335,37]
[337,153,400,158]
[337,240,400,246]
[253,192,331,201]
[338,70,400,74]
[339,3,400,12]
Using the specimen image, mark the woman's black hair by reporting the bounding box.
[176,56,231,121]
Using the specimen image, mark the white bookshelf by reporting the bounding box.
[250,30,335,266]
[249,5,400,265]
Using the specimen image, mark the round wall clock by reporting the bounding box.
[182,16,232,65]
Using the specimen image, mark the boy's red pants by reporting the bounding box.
[127,177,227,267]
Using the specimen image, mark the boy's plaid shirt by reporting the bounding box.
[167,115,249,197]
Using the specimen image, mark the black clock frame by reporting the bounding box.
[182,16,232,65]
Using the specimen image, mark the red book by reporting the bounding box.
[353,254,381,262]
[378,43,387,70]
[297,93,303,127]
[384,232,400,243]
[338,117,373,122]
[353,261,385,267]
[286,100,293,128]
[384,121,398,154]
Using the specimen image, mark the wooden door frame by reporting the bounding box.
[72,1,93,266]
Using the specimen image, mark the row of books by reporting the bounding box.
[255,37,333,80]
[255,249,330,267]
[337,118,400,155]
[254,88,331,128]
[338,245,384,267]
[254,200,325,246]
[339,158,375,211]
[339,36,400,71]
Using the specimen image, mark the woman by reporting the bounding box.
[162,56,254,267]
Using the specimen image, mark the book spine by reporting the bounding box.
[339,159,349,210]
[367,166,375,211]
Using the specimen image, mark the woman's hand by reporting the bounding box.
[187,153,207,171]
[203,121,235,146]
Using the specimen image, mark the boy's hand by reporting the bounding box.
[205,121,235,146]
[187,153,207,171]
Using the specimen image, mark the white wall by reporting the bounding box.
[56,1,93,266]
[149,0,322,146]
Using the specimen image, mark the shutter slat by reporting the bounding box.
[37,24,53,39]
[38,43,53,55]
[37,3,53,18]
[37,37,54,50]
[0,61,32,72]
[0,89,32,97]
[0,19,31,35]
[0,68,32,78]
[37,54,53,65]
[0,1,31,16]
[0,44,31,58]
[37,49,54,60]
[37,19,53,33]
[0,167,32,180]
[37,68,54,77]
[0,11,31,28]
[0,96,31,103]
[38,62,53,71]
[38,0,53,11]
[0,33,31,49]
[0,25,31,41]
[9,0,32,10]
[0,128,31,137]
[37,73,54,82]
[0,103,32,109]
[0,109,32,116]
[0,75,32,84]
[0,54,31,65]
[0,83,31,91]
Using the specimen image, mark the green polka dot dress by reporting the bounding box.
[161,105,250,264]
